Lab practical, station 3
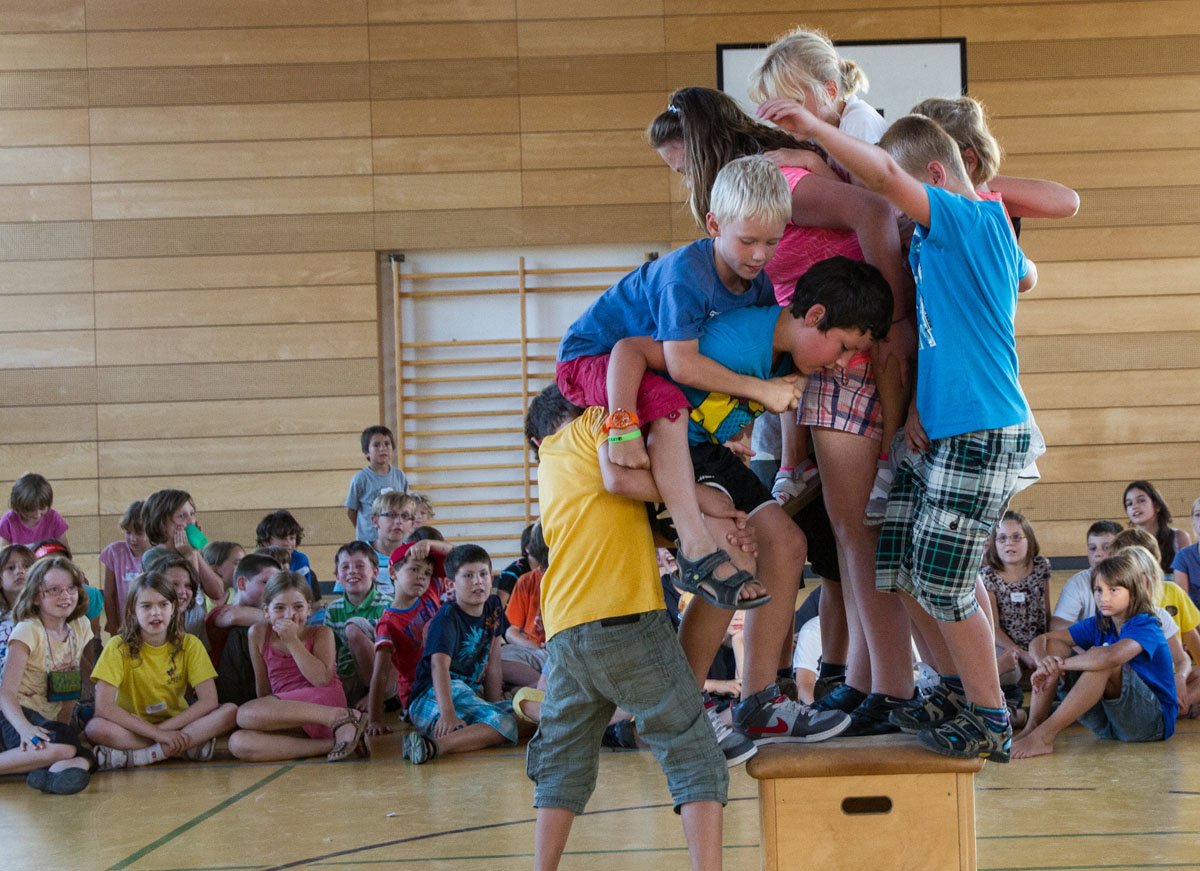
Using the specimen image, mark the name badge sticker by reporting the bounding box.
[1010,591,1027,603]
[145,701,168,715]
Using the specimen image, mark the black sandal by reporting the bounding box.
[674,547,770,611]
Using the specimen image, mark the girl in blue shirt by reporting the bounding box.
[1012,549,1176,759]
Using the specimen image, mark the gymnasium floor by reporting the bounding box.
[4,716,1199,871]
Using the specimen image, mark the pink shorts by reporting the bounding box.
[555,356,687,425]
[799,360,882,441]
[277,681,348,740]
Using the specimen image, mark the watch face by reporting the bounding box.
[605,410,637,431]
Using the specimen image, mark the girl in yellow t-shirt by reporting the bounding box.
[85,573,237,769]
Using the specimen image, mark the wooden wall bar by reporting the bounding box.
[0,0,1196,571]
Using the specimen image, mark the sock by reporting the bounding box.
[878,452,890,461]
[971,703,1010,731]
[942,674,965,696]
[779,465,795,473]
[129,743,166,766]
[818,662,847,682]
[776,667,793,682]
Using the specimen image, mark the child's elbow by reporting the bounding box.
[1018,262,1038,293]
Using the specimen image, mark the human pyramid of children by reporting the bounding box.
[0,25,1194,871]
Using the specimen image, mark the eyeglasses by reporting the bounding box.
[379,512,413,521]
[41,585,78,599]
[995,534,1026,544]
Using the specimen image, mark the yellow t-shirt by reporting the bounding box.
[8,617,94,721]
[1158,581,1200,634]
[537,407,664,640]
[91,633,216,723]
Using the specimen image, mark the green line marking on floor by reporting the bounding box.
[106,765,296,871]
[312,844,759,865]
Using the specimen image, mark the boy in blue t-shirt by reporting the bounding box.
[758,101,1038,761]
[345,425,408,543]
[557,155,800,612]
[402,544,525,764]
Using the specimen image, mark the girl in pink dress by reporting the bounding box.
[228,572,367,762]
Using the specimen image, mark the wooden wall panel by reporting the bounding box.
[0,0,1196,573]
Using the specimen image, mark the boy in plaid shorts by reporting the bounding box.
[758,101,1037,762]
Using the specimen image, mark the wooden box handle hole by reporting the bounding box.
[841,795,893,815]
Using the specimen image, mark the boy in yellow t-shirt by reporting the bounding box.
[523,385,733,871]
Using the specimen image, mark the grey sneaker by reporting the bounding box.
[863,458,895,525]
[917,705,1011,763]
[183,737,216,761]
[705,699,757,767]
[402,732,436,765]
[732,683,851,744]
[887,681,966,734]
[93,745,131,771]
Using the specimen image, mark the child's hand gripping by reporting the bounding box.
[1031,655,1065,694]
[756,374,804,415]
[434,712,466,738]
[608,428,651,471]
[756,99,823,141]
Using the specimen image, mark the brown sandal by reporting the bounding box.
[327,709,367,762]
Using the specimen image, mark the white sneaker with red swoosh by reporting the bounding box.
[732,683,852,744]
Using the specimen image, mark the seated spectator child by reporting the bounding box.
[1013,550,1176,758]
[402,544,522,765]
[493,523,535,607]
[86,573,238,769]
[324,541,391,704]
[502,521,549,687]
[0,473,68,549]
[256,510,319,605]
[366,492,418,597]
[0,545,34,672]
[0,555,94,794]
[522,386,727,868]
[979,511,1051,672]
[33,540,105,639]
[345,425,409,543]
[365,541,445,735]
[1113,529,1200,663]
[206,552,281,705]
[147,551,208,649]
[1051,520,1123,631]
[201,540,245,605]
[139,488,225,602]
[1124,479,1191,574]
[1172,497,1200,610]
[228,571,367,762]
[100,501,150,634]
[410,493,435,527]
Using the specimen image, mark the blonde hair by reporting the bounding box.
[709,154,791,227]
[263,570,312,606]
[13,556,90,623]
[1092,550,1159,626]
[371,490,415,518]
[748,27,868,110]
[909,96,1001,186]
[878,114,973,188]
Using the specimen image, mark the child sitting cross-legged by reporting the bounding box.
[324,541,392,705]
[86,573,238,769]
[206,552,281,705]
[228,571,368,762]
[365,541,445,735]
[1012,548,1177,758]
[501,521,549,688]
[402,544,528,764]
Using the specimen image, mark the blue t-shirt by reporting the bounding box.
[1068,613,1176,739]
[557,238,777,362]
[1171,544,1200,610]
[679,306,791,445]
[909,185,1030,441]
[410,595,508,702]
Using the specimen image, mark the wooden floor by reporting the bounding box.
[5,716,1200,871]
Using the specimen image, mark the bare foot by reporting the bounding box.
[608,437,650,470]
[1010,732,1054,759]
[738,580,768,602]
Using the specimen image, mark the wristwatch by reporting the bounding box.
[602,409,640,432]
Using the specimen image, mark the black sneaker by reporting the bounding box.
[888,681,966,734]
[841,692,916,737]
[601,720,639,749]
[809,682,867,714]
[917,705,1011,763]
[775,676,799,702]
[813,673,845,701]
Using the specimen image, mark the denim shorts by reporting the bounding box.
[1072,665,1166,743]
[408,679,518,745]
[526,610,727,814]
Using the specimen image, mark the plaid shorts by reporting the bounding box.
[876,423,1031,622]
[799,361,881,440]
[408,678,518,745]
